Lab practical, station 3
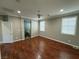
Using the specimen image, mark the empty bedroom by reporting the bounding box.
[0,0,79,59]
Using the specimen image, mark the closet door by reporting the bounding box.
[2,21,13,43]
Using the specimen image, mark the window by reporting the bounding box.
[61,16,77,35]
[40,21,45,31]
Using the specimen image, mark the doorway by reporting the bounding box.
[24,19,31,39]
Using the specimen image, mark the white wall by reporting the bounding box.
[39,16,79,46]
[8,16,24,41]
[31,20,38,37]
[0,16,25,43]
[8,16,39,41]
[0,17,2,42]
[0,16,39,43]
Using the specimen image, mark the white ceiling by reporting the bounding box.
[0,0,79,18]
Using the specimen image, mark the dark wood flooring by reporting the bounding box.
[1,36,79,59]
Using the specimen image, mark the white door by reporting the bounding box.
[2,21,13,43]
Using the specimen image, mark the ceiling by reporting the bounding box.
[0,0,79,19]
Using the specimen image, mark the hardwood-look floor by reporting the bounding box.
[1,36,79,59]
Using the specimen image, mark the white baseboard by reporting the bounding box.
[31,35,39,38]
[0,39,25,44]
[13,39,25,43]
[0,35,79,49]
[40,35,79,49]
[13,35,38,43]
[0,36,38,44]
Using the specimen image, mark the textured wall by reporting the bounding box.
[39,16,79,46]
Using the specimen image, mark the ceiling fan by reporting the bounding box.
[37,10,42,18]
[36,10,50,20]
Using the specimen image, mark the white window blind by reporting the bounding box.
[61,16,77,35]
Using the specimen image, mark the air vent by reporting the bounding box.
[2,15,8,21]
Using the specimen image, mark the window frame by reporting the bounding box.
[40,21,45,31]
